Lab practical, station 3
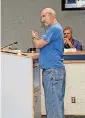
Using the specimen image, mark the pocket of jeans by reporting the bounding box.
[44,68,53,74]
[57,68,66,80]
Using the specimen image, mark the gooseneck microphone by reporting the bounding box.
[1,41,18,50]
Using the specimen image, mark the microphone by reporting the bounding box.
[1,41,18,50]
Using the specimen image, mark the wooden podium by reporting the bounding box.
[0,50,40,118]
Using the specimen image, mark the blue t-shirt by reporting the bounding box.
[39,23,64,69]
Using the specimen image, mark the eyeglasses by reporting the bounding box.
[64,33,71,35]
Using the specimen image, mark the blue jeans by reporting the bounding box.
[42,68,66,118]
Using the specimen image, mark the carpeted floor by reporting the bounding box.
[41,115,85,118]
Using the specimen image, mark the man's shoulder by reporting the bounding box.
[50,23,63,32]
[72,38,82,44]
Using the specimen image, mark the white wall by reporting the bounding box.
[1,0,85,51]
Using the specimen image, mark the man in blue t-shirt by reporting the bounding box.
[31,8,66,118]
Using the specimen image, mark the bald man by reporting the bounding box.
[31,8,66,118]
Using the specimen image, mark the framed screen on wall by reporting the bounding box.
[61,0,85,10]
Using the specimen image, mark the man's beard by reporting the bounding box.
[40,21,46,28]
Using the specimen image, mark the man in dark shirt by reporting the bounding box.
[67,0,76,3]
[64,27,83,51]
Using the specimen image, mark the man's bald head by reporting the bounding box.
[40,8,57,28]
[41,8,56,18]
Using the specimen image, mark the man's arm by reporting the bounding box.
[32,38,48,48]
[27,52,39,59]
[31,30,48,48]
[67,41,75,48]
[76,42,83,51]
[64,38,75,48]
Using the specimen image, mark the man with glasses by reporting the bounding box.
[64,27,83,51]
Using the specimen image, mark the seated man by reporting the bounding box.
[63,27,83,51]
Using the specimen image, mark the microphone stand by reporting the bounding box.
[1,41,18,50]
